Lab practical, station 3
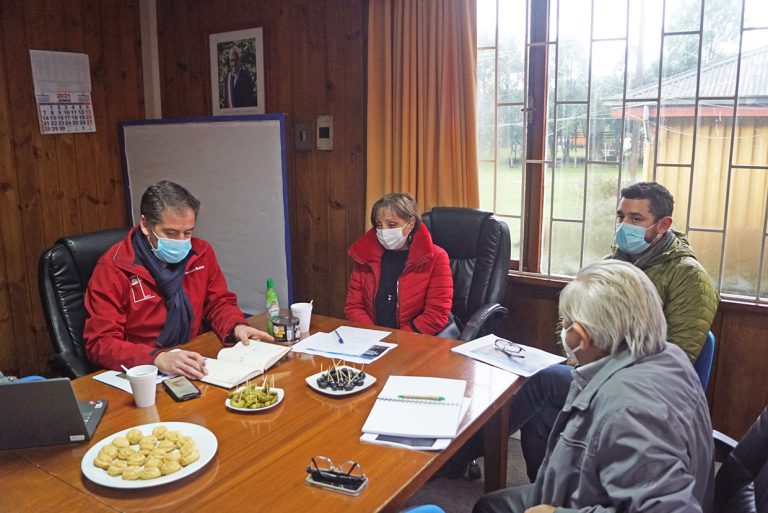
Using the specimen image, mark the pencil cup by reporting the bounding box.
[126,364,158,407]
[290,302,313,337]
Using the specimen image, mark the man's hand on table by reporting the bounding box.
[154,350,207,380]
[233,324,274,345]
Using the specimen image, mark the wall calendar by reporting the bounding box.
[30,50,96,135]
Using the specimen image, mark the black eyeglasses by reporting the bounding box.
[306,456,366,490]
[494,338,525,359]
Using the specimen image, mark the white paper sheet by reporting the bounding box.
[452,334,565,377]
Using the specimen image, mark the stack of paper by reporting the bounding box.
[291,326,397,364]
[360,376,468,450]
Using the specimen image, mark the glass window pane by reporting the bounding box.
[721,168,768,297]
[733,107,768,168]
[498,216,521,262]
[688,230,723,289]
[557,103,587,168]
[661,34,700,91]
[593,0,627,40]
[744,0,768,29]
[627,0,662,91]
[546,43,557,161]
[496,105,524,216]
[588,40,627,162]
[621,101,654,186]
[583,164,620,265]
[477,0,497,47]
[738,31,768,97]
[664,0,701,33]
[691,101,733,229]
[556,0,590,102]
[497,0,526,103]
[552,161,584,221]
[760,236,768,300]
[701,0,741,80]
[478,160,495,212]
[549,0,559,43]
[656,166,692,231]
[477,49,496,161]
[542,163,553,274]
[657,103,694,166]
[549,221,583,276]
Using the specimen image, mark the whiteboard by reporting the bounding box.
[120,114,292,315]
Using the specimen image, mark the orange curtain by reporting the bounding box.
[366,0,479,223]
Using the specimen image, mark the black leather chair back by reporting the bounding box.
[422,207,510,331]
[39,228,129,378]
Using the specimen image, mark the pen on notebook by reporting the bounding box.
[397,394,445,401]
[334,329,345,344]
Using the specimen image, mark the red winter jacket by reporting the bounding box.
[84,227,246,370]
[344,224,453,335]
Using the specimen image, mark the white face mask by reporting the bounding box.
[561,324,580,363]
[376,223,411,250]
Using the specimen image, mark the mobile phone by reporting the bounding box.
[305,473,368,496]
[162,376,201,401]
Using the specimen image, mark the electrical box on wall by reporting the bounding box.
[316,115,333,151]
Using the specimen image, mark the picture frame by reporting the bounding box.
[209,27,265,116]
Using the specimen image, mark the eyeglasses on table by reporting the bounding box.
[306,456,367,490]
[494,338,526,359]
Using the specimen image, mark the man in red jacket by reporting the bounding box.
[84,181,272,379]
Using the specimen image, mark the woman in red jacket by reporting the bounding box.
[344,193,454,335]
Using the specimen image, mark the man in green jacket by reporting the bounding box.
[611,181,719,362]
[508,181,719,482]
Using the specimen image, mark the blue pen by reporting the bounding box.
[334,329,345,344]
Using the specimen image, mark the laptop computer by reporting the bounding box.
[0,377,108,449]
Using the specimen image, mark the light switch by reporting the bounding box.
[295,120,311,152]
[317,115,333,151]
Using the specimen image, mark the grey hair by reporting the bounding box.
[140,181,201,226]
[559,259,666,359]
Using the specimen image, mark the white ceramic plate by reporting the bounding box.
[225,386,284,412]
[305,367,377,396]
[81,421,217,489]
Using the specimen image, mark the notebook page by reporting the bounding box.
[361,376,466,439]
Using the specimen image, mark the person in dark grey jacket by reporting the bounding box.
[474,260,714,513]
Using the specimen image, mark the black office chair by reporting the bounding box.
[38,228,129,378]
[422,207,511,341]
[714,405,768,513]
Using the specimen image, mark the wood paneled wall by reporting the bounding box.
[155,0,368,322]
[0,0,139,375]
[500,275,768,439]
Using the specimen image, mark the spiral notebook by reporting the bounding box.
[361,376,467,439]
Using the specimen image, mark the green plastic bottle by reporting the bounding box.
[265,278,280,335]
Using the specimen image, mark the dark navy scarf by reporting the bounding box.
[132,229,194,348]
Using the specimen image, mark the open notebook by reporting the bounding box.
[201,340,291,388]
[361,376,466,439]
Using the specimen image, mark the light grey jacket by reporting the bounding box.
[534,343,714,513]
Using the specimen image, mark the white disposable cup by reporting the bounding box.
[126,364,158,407]
[290,302,313,336]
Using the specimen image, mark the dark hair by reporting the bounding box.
[620,182,674,221]
[370,192,422,231]
[140,181,201,226]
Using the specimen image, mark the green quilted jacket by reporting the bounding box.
[610,230,719,363]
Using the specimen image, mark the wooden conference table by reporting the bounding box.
[2,314,524,513]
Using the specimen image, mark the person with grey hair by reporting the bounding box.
[224,46,256,108]
[84,180,272,379]
[473,259,714,513]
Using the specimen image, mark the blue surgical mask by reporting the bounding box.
[615,222,652,255]
[151,228,191,264]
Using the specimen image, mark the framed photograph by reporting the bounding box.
[209,27,265,116]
